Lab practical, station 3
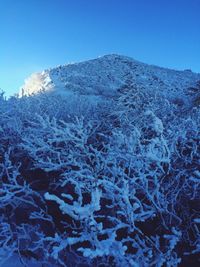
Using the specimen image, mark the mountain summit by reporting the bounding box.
[21,54,200,102]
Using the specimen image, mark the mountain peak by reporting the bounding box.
[20,55,200,99]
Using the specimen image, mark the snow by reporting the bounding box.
[1,54,200,266]
[20,54,200,102]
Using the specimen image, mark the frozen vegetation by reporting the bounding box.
[1,55,200,266]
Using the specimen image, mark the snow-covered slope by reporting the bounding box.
[20,54,200,102]
[2,55,200,267]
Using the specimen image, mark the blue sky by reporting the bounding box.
[0,0,200,96]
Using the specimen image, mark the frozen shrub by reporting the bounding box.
[0,87,199,266]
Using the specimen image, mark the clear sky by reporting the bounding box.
[0,0,200,96]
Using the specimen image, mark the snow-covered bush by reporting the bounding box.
[0,86,200,266]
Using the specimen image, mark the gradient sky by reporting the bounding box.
[0,0,200,96]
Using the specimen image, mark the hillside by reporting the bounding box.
[1,55,200,266]
[21,54,200,99]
